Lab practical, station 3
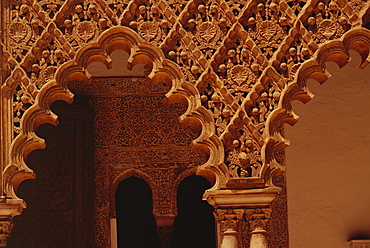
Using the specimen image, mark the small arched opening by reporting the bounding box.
[171,175,216,248]
[115,176,161,248]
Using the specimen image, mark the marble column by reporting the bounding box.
[204,187,280,248]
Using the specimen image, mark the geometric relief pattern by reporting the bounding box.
[7,101,95,248]
[69,77,206,247]
[2,0,370,247]
[4,0,368,187]
[269,173,289,248]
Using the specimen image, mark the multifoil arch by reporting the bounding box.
[265,28,370,183]
[3,26,224,202]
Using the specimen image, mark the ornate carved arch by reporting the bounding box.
[1,0,370,247]
[265,28,370,179]
[3,26,224,204]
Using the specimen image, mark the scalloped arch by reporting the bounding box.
[263,27,370,185]
[4,26,224,201]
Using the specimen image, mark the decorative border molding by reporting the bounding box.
[349,240,370,248]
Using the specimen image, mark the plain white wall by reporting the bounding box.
[285,51,370,248]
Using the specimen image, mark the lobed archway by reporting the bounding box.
[1,0,370,247]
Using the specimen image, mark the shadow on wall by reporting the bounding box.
[285,50,370,248]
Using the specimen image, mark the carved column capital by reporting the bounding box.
[204,188,280,248]
[215,208,245,232]
[246,208,271,248]
[0,220,13,247]
[245,208,271,232]
[0,199,26,247]
[214,209,245,248]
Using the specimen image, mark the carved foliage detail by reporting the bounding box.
[12,83,34,137]
[244,1,292,59]
[226,128,262,178]
[70,77,206,247]
[304,1,352,44]
[4,0,369,246]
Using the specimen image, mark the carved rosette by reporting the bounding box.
[1,0,370,247]
[74,21,99,43]
[195,21,222,45]
[9,21,32,44]
[138,22,162,43]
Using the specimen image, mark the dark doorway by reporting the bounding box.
[115,176,161,248]
[171,175,216,248]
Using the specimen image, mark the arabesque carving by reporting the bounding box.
[1,0,370,247]
[68,77,207,246]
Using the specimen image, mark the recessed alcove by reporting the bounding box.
[8,50,209,247]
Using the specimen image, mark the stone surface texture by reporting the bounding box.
[0,0,369,247]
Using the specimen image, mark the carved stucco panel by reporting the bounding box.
[1,0,370,247]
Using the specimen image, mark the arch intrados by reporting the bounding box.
[263,28,370,179]
[111,170,158,218]
[5,26,222,200]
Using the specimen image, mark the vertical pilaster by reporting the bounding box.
[155,214,175,248]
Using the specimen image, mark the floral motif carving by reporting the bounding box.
[226,128,262,178]
[37,0,65,19]
[9,22,31,44]
[138,22,161,42]
[1,0,370,247]
[58,2,113,50]
[12,83,34,137]
[196,21,222,44]
[27,35,70,90]
[7,2,42,62]
[304,1,351,44]
[274,32,317,80]
[124,3,172,45]
[244,1,291,59]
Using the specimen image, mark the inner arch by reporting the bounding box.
[171,175,216,248]
[115,176,160,248]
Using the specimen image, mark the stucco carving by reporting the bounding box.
[68,77,207,247]
[1,0,370,247]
